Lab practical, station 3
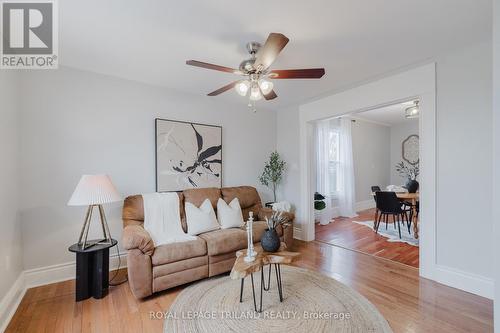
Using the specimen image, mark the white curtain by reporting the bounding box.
[315,119,333,225]
[315,119,332,196]
[338,118,357,217]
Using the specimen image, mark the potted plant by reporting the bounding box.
[262,211,290,252]
[395,161,420,193]
[314,192,326,210]
[259,151,286,206]
[314,192,330,225]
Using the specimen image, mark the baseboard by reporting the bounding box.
[434,265,493,299]
[24,252,127,289]
[0,274,26,333]
[355,199,375,213]
[293,226,304,241]
[0,252,127,332]
[315,200,374,222]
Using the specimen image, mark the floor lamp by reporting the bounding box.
[68,174,122,250]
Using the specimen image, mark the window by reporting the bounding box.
[315,119,341,198]
[327,129,340,195]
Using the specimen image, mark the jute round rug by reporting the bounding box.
[164,265,392,332]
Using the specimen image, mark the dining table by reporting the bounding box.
[372,192,420,239]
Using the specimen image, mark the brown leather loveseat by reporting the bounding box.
[122,186,294,299]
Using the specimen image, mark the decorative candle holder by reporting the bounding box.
[244,211,257,262]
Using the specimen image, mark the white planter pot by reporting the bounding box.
[315,210,331,225]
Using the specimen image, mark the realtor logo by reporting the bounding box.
[1,0,58,69]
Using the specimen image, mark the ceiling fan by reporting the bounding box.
[186,33,325,109]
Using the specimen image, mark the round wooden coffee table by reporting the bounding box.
[230,243,300,312]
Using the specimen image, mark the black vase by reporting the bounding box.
[261,229,280,252]
[405,179,419,193]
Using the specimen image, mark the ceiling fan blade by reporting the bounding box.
[268,68,325,79]
[262,89,278,100]
[186,60,240,74]
[253,33,289,72]
[207,81,238,96]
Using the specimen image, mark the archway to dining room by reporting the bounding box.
[298,64,436,278]
[312,102,421,268]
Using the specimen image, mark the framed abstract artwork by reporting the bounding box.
[155,118,222,192]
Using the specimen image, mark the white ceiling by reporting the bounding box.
[353,101,418,126]
[59,0,491,109]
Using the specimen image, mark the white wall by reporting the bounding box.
[18,67,277,270]
[351,119,390,203]
[275,106,302,235]
[492,0,499,329]
[435,41,492,278]
[276,40,493,292]
[390,120,419,185]
[0,73,23,302]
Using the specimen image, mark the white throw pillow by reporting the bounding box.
[217,198,244,229]
[185,199,220,235]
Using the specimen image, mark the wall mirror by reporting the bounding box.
[402,134,419,165]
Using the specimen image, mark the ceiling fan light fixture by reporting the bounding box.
[186,33,326,108]
[249,85,262,101]
[405,100,420,119]
[259,79,273,95]
[235,80,250,96]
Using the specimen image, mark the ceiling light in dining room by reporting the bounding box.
[405,100,420,119]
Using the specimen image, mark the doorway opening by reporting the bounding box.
[313,101,420,268]
[298,64,436,279]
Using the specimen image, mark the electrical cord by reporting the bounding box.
[109,244,128,286]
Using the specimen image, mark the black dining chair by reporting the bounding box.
[371,186,381,221]
[371,186,381,204]
[402,182,419,229]
[371,186,381,192]
[374,191,406,238]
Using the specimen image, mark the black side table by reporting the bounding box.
[68,239,118,302]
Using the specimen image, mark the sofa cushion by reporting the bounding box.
[217,198,244,229]
[198,228,247,256]
[152,237,207,266]
[252,221,283,243]
[185,199,220,235]
[183,187,221,212]
[221,186,262,221]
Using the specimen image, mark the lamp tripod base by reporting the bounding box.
[77,205,113,250]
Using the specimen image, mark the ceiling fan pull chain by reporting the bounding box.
[248,100,257,113]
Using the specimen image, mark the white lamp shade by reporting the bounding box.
[68,174,122,206]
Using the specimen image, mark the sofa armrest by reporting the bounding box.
[127,249,153,298]
[122,225,155,256]
[257,207,295,248]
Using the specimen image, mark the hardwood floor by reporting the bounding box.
[315,208,419,268]
[6,240,492,333]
